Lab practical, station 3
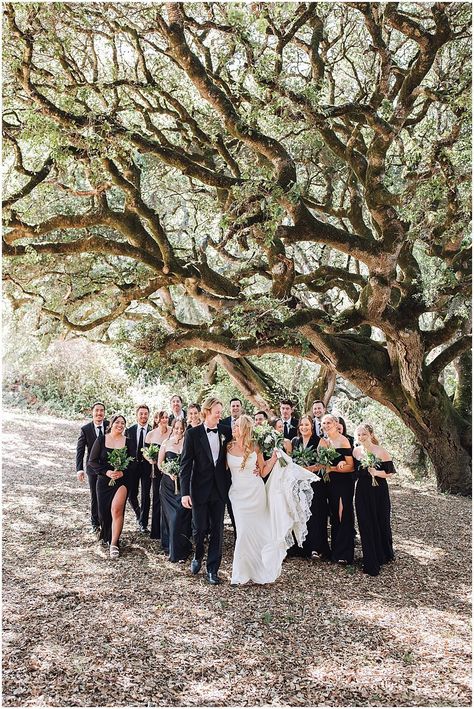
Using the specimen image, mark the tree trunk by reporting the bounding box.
[453,351,472,421]
[215,355,291,414]
[196,357,218,402]
[372,376,471,495]
[305,365,336,410]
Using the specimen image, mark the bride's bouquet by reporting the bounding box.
[315,446,339,482]
[161,455,181,494]
[292,445,318,469]
[142,443,160,479]
[359,450,382,486]
[107,448,134,486]
[252,423,288,467]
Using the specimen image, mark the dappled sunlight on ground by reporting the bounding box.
[2,409,471,706]
[395,537,446,563]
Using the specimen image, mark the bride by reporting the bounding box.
[228,414,318,585]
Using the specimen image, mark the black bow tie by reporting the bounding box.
[206,427,218,434]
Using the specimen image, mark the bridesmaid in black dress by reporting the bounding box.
[144,410,171,540]
[319,414,355,564]
[88,414,133,559]
[353,423,396,576]
[158,419,192,562]
[336,416,354,448]
[290,415,330,559]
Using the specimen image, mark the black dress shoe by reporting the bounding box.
[190,558,202,575]
[206,572,221,585]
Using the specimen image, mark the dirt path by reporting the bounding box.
[2,409,471,707]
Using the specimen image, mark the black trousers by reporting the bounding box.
[127,461,152,528]
[192,496,226,574]
[87,472,100,528]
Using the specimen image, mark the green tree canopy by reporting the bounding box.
[3,2,471,492]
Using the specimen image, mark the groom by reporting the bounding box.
[180,396,232,585]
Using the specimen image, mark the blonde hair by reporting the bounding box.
[321,414,339,426]
[201,396,223,418]
[356,423,379,445]
[235,414,255,469]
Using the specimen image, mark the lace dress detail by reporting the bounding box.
[228,450,318,584]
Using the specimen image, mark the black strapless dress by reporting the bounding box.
[355,459,395,576]
[327,447,355,564]
[159,451,192,562]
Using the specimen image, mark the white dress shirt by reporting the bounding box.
[206,428,220,464]
[137,426,147,441]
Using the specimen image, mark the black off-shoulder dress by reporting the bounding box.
[327,447,355,564]
[355,459,395,576]
[88,436,133,544]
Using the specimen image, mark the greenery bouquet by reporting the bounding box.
[316,446,340,482]
[253,423,288,466]
[359,450,382,486]
[107,448,134,487]
[292,445,318,469]
[161,455,181,494]
[142,443,160,478]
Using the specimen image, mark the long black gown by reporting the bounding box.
[88,437,133,545]
[144,443,162,540]
[160,451,192,562]
[327,447,355,564]
[355,459,395,576]
[288,435,331,559]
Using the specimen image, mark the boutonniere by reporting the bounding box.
[220,434,226,446]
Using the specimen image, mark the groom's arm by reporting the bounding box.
[180,427,195,504]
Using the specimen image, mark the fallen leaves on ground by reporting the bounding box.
[2,410,471,707]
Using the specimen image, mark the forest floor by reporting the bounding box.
[2,409,472,708]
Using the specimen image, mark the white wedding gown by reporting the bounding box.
[228,450,318,585]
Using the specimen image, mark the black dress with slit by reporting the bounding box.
[355,459,395,576]
[88,437,133,544]
[160,451,192,562]
[327,447,355,564]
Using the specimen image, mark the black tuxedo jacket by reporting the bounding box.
[180,423,232,505]
[282,417,298,440]
[220,416,236,428]
[126,423,152,460]
[76,420,109,475]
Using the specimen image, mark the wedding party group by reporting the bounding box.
[76,394,396,586]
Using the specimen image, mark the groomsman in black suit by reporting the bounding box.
[180,396,233,585]
[76,402,109,536]
[312,400,326,438]
[126,405,152,533]
[280,399,298,440]
[221,398,243,430]
[168,395,186,426]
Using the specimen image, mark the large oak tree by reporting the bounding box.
[3,2,471,492]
